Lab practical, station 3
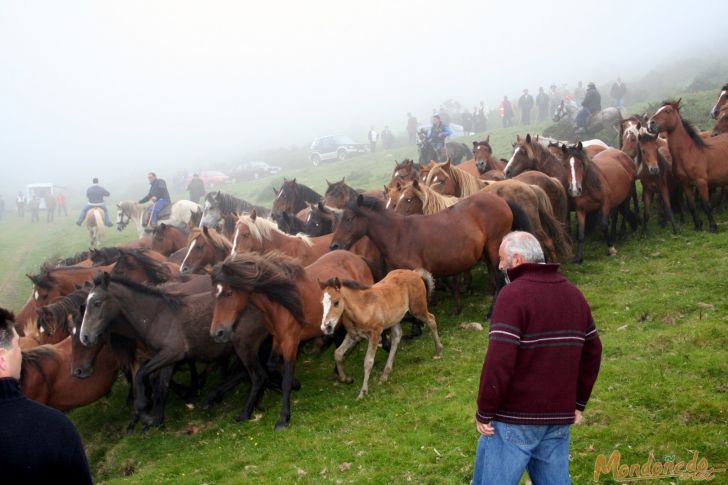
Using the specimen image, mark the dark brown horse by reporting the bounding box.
[272,178,322,215]
[512,170,569,225]
[210,250,374,430]
[270,211,308,235]
[329,194,531,314]
[637,131,679,236]
[323,178,362,209]
[112,248,180,284]
[35,287,90,345]
[151,223,189,256]
[304,202,341,236]
[388,159,420,189]
[710,83,728,119]
[649,99,728,232]
[559,144,637,262]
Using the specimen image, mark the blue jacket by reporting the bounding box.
[139,178,171,203]
[428,124,452,144]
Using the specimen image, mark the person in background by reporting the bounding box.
[428,114,452,161]
[368,126,378,153]
[472,231,602,484]
[139,172,171,228]
[56,193,68,217]
[610,77,627,108]
[381,125,394,149]
[518,89,534,125]
[16,191,25,217]
[406,113,418,145]
[499,96,514,128]
[576,82,601,134]
[536,87,550,122]
[76,177,113,227]
[573,80,586,105]
[29,196,40,223]
[549,84,561,116]
[187,173,206,204]
[45,195,56,223]
[0,309,93,484]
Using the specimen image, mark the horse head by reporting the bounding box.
[560,142,588,197]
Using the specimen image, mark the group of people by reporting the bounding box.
[9,191,68,223]
[367,126,395,152]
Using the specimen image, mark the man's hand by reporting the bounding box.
[476,420,495,436]
[151,196,157,202]
[574,410,583,425]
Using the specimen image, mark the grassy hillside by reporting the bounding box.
[0,88,725,484]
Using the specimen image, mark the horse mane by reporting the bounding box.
[20,346,58,386]
[109,333,137,369]
[96,273,182,309]
[189,227,232,252]
[211,251,306,324]
[428,163,483,196]
[54,251,91,267]
[721,83,728,91]
[409,182,459,214]
[322,278,372,291]
[209,192,268,215]
[237,213,313,247]
[660,100,705,148]
[348,195,386,214]
[116,248,173,284]
[38,287,90,334]
[283,180,322,202]
[91,247,123,265]
[325,179,359,198]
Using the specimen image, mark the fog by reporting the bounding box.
[1,0,725,196]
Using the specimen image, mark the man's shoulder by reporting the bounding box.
[4,396,78,433]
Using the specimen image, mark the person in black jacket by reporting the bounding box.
[575,82,601,133]
[0,308,93,484]
[76,178,113,227]
[139,172,171,227]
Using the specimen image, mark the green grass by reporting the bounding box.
[0,89,726,484]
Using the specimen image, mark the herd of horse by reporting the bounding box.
[4,86,728,437]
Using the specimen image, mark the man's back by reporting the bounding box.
[86,184,109,203]
[0,378,92,484]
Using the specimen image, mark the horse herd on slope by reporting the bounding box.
[3,87,728,433]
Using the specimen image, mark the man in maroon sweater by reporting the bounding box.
[473,231,602,485]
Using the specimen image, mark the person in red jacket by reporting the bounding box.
[473,231,602,485]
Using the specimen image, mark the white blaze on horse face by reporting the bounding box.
[321,292,338,331]
[569,157,578,194]
[433,176,439,183]
[653,105,669,117]
[181,239,197,268]
[394,170,401,178]
[505,147,520,173]
[215,284,223,298]
[385,197,392,209]
[72,326,77,336]
[398,192,406,202]
[33,290,39,302]
[231,227,240,255]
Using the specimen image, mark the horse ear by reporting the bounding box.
[318,201,325,211]
[413,179,420,189]
[333,277,341,289]
[534,135,539,142]
[561,143,568,154]
[159,222,166,230]
[318,279,327,290]
[472,141,478,148]
[292,178,296,184]
[356,194,364,206]
[396,182,402,191]
[675,98,681,109]
[525,134,532,144]
[636,122,641,130]
[341,176,345,183]
[272,187,279,196]
[101,271,111,288]
[326,179,332,186]
[202,225,210,236]
[485,135,490,143]
[516,134,522,143]
[231,211,239,219]
[577,141,584,151]
[250,209,257,221]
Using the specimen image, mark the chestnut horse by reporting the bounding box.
[35,287,90,345]
[392,179,460,215]
[180,226,232,274]
[112,248,180,284]
[712,104,728,136]
[231,211,332,265]
[151,223,189,256]
[272,178,323,216]
[324,178,362,209]
[560,144,637,262]
[210,250,374,430]
[637,131,679,236]
[388,159,420,188]
[649,99,728,232]
[425,160,485,197]
[319,269,443,399]
[710,83,728,119]
[512,171,569,225]
[329,194,531,314]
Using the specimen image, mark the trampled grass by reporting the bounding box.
[0,89,725,484]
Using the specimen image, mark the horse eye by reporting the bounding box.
[334,301,339,307]
[93,300,101,307]
[195,245,203,251]
[225,290,233,297]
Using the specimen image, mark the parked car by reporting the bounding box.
[232,161,282,181]
[194,170,231,187]
[309,135,368,166]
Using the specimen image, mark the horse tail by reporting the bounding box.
[93,209,105,243]
[533,186,573,261]
[415,268,435,301]
[507,200,532,234]
[462,143,473,162]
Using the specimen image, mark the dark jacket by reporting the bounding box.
[187,177,205,201]
[86,184,110,204]
[428,124,452,144]
[0,378,92,484]
[536,92,549,109]
[518,94,534,111]
[582,87,602,113]
[139,178,171,203]
[476,263,602,425]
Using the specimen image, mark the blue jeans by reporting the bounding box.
[472,421,571,485]
[149,199,170,225]
[77,204,112,226]
[575,108,591,129]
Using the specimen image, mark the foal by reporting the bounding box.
[320,269,443,399]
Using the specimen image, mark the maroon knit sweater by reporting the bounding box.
[476,263,602,425]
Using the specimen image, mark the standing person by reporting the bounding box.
[0,309,93,484]
[29,196,40,223]
[499,96,514,128]
[428,114,452,162]
[368,126,378,153]
[186,173,206,203]
[16,191,25,217]
[536,87,550,121]
[576,82,601,134]
[573,81,586,104]
[139,172,171,229]
[610,77,627,108]
[473,231,602,485]
[45,195,56,223]
[76,177,114,227]
[549,84,561,115]
[56,192,68,216]
[381,126,394,149]
[518,89,534,125]
[406,113,418,145]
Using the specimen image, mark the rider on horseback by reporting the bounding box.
[428,114,452,161]
[575,82,601,134]
[76,178,113,227]
[139,172,171,229]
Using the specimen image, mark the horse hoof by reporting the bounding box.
[433,353,443,360]
[710,224,718,233]
[608,247,617,256]
[235,412,252,422]
[274,421,289,432]
[357,392,367,400]
[572,257,583,264]
[340,376,353,385]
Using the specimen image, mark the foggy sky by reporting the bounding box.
[1,0,725,194]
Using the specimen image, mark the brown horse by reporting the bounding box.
[473,137,506,174]
[210,250,374,429]
[637,131,679,236]
[387,159,420,188]
[505,134,569,190]
[151,223,189,256]
[323,178,361,209]
[710,83,728,119]
[512,170,569,225]
[35,287,90,345]
[425,160,485,197]
[560,144,637,262]
[319,269,442,399]
[304,202,342,236]
[180,226,232,274]
[619,115,647,161]
[272,178,322,215]
[329,194,531,314]
[112,248,180,284]
[649,99,728,232]
[84,207,105,247]
[231,211,332,265]
[712,104,728,136]
[392,179,460,215]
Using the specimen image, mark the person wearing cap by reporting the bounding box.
[186,173,206,204]
[427,114,453,161]
[76,177,113,227]
[575,82,601,134]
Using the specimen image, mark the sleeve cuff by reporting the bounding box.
[476,410,494,423]
[576,401,587,411]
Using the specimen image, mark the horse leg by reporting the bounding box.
[573,211,586,264]
[334,333,359,384]
[380,324,402,383]
[659,183,678,235]
[358,334,381,399]
[682,185,703,230]
[695,180,718,232]
[641,190,652,239]
[451,271,463,315]
[631,181,640,225]
[143,366,174,431]
[132,352,179,424]
[603,210,615,256]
